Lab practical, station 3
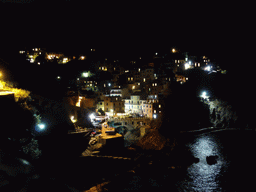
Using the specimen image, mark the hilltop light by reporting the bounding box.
[82,72,89,77]
[201,91,208,99]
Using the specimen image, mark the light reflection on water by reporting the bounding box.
[177,134,227,192]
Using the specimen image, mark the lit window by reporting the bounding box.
[155,52,158,55]
[149,88,151,91]
[132,86,135,89]
[177,64,179,67]
[198,63,200,67]
[178,60,180,63]
[159,111,161,113]
[99,67,101,70]
[159,104,161,108]
[90,84,92,86]
[104,84,106,87]
[116,98,118,100]
[154,110,156,113]
[155,83,157,86]
[152,83,154,86]
[102,67,104,70]
[131,77,133,81]
[138,68,140,72]
[143,78,146,82]
[128,77,130,81]
[175,60,177,63]
[138,83,140,85]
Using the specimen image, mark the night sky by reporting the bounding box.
[0,0,253,71]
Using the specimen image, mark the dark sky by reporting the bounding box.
[0,1,253,70]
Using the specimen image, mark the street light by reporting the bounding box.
[38,124,45,129]
[36,123,46,132]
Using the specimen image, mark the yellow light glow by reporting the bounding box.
[70,116,77,123]
[76,96,83,107]
[172,48,176,53]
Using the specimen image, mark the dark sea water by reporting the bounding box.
[107,129,256,192]
[1,129,255,191]
[167,129,256,192]
[174,129,255,191]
